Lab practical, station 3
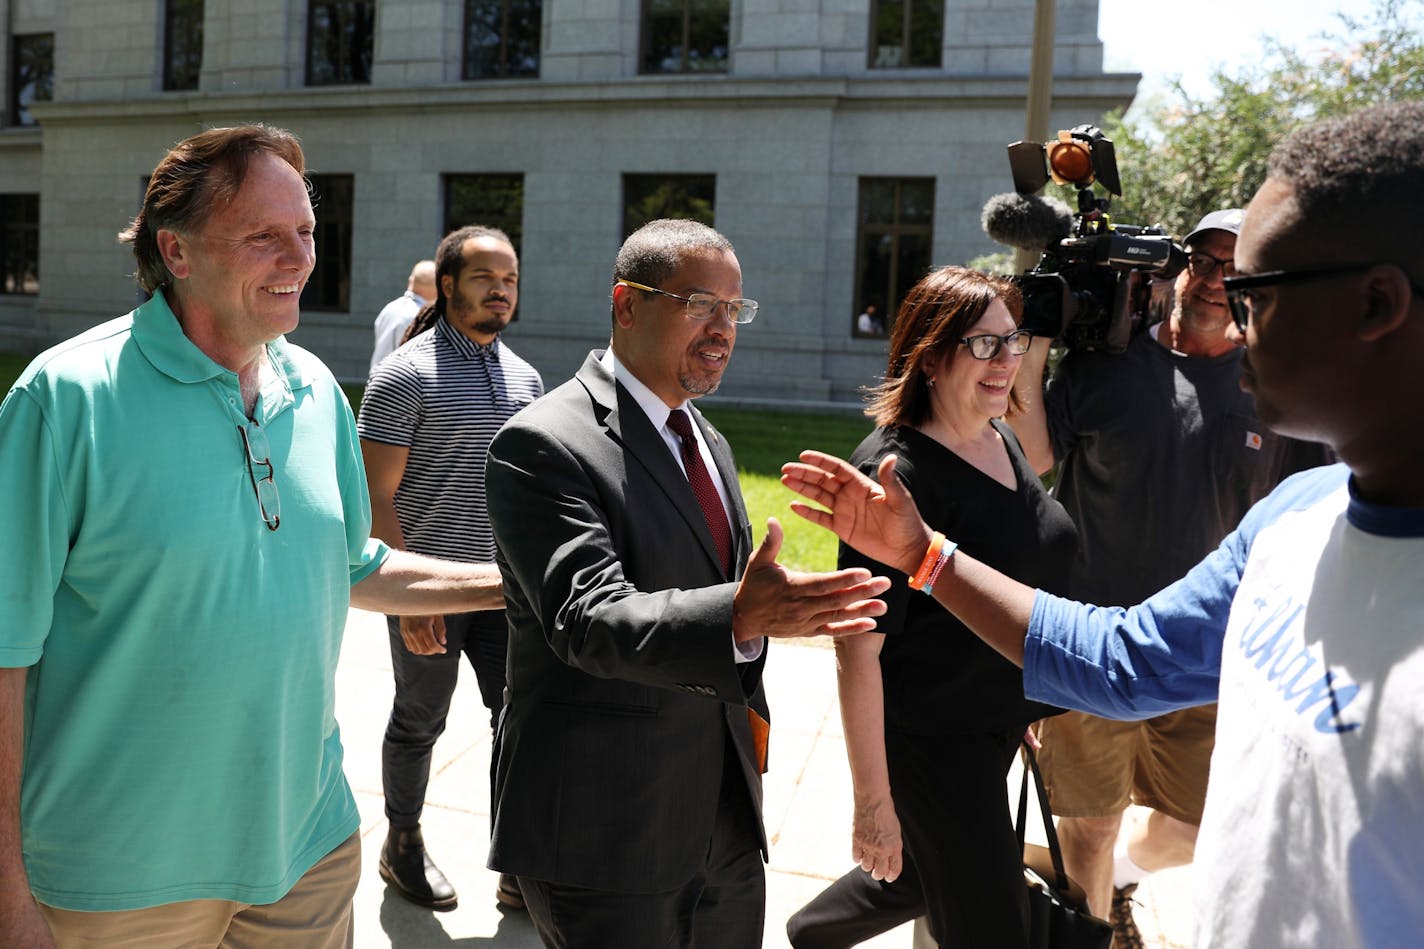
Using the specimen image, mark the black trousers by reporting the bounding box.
[787,728,1028,949]
[518,746,765,949]
[382,609,508,828]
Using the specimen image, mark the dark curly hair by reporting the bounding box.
[1267,101,1424,270]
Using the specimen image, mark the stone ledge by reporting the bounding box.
[28,72,1141,125]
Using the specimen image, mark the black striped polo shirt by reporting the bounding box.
[357,318,544,563]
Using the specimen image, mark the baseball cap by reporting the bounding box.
[1184,208,1245,246]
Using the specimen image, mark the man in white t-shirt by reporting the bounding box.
[784,101,1424,948]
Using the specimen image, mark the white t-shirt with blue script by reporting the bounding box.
[1025,464,1424,948]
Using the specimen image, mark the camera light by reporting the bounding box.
[1047,135,1095,188]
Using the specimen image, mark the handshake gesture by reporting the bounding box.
[781,449,1036,668]
[781,451,932,578]
[731,515,893,644]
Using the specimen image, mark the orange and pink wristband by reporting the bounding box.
[906,531,957,595]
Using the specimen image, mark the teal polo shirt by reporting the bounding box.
[0,290,389,910]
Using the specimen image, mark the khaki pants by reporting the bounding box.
[40,832,360,949]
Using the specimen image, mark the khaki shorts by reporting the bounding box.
[40,832,360,949]
[1037,705,1217,825]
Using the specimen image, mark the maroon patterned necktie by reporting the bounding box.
[667,408,732,575]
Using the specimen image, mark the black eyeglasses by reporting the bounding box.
[615,279,759,325]
[237,419,281,531]
[1186,251,1238,280]
[1223,262,1410,331]
[959,329,1032,360]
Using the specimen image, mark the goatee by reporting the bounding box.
[472,316,509,336]
[680,373,721,396]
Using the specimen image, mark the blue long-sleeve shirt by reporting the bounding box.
[1022,463,1424,947]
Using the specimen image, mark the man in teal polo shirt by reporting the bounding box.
[0,125,502,947]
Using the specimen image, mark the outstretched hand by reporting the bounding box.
[781,451,931,575]
[731,517,892,643]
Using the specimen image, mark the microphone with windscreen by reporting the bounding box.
[981,192,1074,254]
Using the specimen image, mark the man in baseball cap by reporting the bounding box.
[1184,207,1246,246]
[1006,204,1329,945]
[1170,207,1246,346]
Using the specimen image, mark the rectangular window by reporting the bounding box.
[163,0,204,91]
[622,174,715,238]
[444,173,525,253]
[464,0,542,79]
[640,0,729,75]
[302,175,353,312]
[0,194,39,295]
[869,0,943,69]
[854,177,934,336]
[306,0,374,86]
[11,33,53,126]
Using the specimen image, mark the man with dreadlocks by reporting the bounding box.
[357,225,543,912]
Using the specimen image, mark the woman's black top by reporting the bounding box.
[840,420,1078,735]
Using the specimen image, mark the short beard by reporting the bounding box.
[679,372,722,396]
[1175,298,1230,337]
[470,315,510,336]
[449,285,512,337]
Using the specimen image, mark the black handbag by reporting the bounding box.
[1016,741,1114,949]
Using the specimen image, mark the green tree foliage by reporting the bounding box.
[1101,0,1424,238]
[622,176,716,238]
[446,174,525,252]
[966,250,1014,275]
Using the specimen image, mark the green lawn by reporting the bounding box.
[330,392,873,572]
[1,352,27,392]
[6,355,870,573]
[340,383,365,416]
[700,406,872,572]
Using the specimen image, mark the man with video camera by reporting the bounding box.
[1008,207,1329,943]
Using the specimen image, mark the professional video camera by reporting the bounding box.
[982,125,1187,352]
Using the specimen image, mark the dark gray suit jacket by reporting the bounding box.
[485,350,769,892]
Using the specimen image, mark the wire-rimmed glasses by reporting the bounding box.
[615,278,759,325]
[237,419,281,531]
[959,329,1033,360]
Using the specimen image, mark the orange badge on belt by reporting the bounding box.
[748,709,770,774]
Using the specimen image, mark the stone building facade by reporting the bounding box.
[0,0,1134,402]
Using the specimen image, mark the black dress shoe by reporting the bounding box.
[379,826,458,910]
[496,872,525,911]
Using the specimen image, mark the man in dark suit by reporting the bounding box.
[485,219,890,948]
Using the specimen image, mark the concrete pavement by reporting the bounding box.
[336,606,1193,947]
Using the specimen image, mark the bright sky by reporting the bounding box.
[1096,0,1402,116]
